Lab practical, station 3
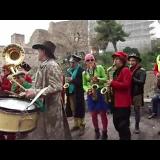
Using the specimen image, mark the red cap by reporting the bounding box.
[112,51,128,62]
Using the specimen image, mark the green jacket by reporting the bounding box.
[82,65,107,93]
[11,81,45,112]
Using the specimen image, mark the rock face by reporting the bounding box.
[28,29,51,46]
[28,20,89,58]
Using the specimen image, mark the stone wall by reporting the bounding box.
[28,20,89,58]
[144,71,156,98]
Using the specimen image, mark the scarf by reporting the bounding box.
[67,64,80,94]
[130,64,141,76]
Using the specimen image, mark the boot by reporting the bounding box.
[101,130,108,140]
[70,126,79,132]
[79,125,85,136]
[71,118,80,132]
[134,123,140,134]
[95,129,100,140]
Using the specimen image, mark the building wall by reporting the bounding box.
[11,33,25,46]
[88,20,154,53]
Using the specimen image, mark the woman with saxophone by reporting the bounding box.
[82,53,109,140]
[107,51,132,140]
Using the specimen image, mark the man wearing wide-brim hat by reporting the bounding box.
[128,51,146,134]
[23,41,71,140]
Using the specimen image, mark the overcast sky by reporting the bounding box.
[0,20,67,46]
[0,20,159,46]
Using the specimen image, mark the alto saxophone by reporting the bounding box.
[63,68,71,89]
[87,67,99,101]
[91,80,99,101]
[101,63,115,103]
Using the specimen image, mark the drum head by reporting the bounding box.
[0,98,37,112]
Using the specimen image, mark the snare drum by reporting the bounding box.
[0,97,39,133]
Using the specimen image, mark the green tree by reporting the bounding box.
[94,20,129,52]
[123,47,133,54]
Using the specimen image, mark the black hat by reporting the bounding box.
[32,41,56,59]
[13,71,26,77]
[69,54,82,63]
[20,62,31,72]
[128,52,142,62]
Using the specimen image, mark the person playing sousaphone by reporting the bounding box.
[64,54,86,136]
[82,53,109,140]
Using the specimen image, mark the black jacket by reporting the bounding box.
[66,66,85,118]
[131,66,146,96]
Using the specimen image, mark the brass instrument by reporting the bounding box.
[90,83,99,101]
[2,44,26,91]
[91,84,99,90]
[101,63,115,103]
[63,83,70,89]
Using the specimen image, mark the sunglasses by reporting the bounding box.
[86,59,94,62]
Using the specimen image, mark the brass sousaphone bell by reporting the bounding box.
[2,44,26,91]
[2,43,25,73]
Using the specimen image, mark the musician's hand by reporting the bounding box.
[66,77,72,82]
[19,92,26,97]
[87,89,92,95]
[25,89,36,98]
[107,80,112,86]
[92,76,99,83]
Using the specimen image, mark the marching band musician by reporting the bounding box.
[148,55,160,120]
[107,51,132,140]
[82,53,109,140]
[0,65,14,140]
[0,65,12,93]
[65,55,86,136]
[22,41,71,140]
[19,61,32,83]
[128,52,146,134]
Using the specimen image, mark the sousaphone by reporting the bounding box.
[2,44,26,91]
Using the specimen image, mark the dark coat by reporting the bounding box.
[66,66,85,118]
[131,67,146,96]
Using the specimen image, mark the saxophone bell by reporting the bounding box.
[63,83,70,89]
[100,87,108,95]
[91,84,99,90]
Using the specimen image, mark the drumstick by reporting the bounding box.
[26,87,48,110]
[7,75,27,92]
[4,90,20,97]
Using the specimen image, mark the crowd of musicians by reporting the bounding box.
[0,40,160,140]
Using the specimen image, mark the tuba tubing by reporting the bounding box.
[3,44,26,92]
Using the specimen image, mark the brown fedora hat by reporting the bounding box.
[32,41,56,59]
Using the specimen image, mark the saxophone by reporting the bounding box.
[87,66,99,101]
[91,77,99,101]
[101,63,115,103]
[63,68,71,89]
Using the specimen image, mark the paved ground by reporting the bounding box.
[68,107,160,140]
